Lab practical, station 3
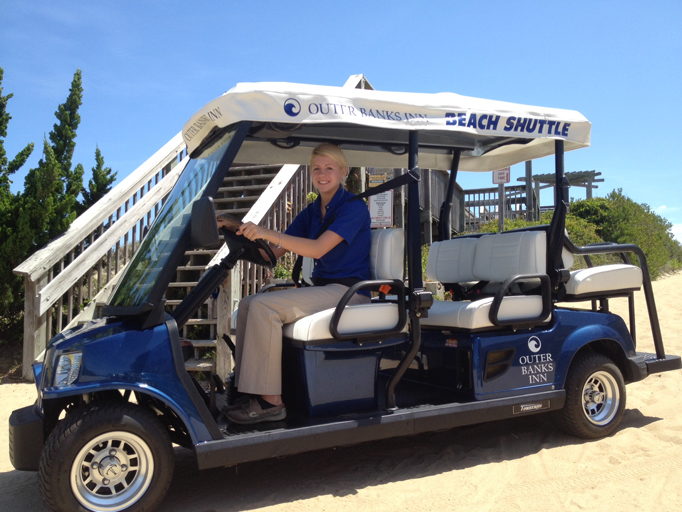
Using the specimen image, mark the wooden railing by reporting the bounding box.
[14,133,187,379]
[463,184,538,232]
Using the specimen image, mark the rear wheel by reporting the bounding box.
[39,402,174,512]
[555,352,626,439]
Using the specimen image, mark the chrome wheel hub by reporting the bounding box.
[70,431,154,512]
[581,370,620,426]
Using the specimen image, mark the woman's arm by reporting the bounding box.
[238,222,343,259]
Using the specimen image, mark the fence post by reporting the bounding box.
[22,275,47,381]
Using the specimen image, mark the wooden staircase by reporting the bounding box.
[163,165,287,378]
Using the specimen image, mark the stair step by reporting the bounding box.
[188,339,217,348]
[230,164,282,172]
[214,195,260,204]
[167,281,199,288]
[177,265,207,272]
[184,358,215,372]
[217,184,268,194]
[216,207,250,215]
[185,249,218,256]
[184,318,217,326]
[223,173,277,183]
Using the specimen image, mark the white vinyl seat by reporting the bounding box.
[562,248,643,297]
[285,228,407,342]
[421,231,551,330]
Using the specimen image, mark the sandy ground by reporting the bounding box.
[1,274,681,512]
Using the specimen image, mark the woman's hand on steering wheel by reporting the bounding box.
[216,215,277,268]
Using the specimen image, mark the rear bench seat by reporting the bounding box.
[561,248,643,299]
[422,231,551,330]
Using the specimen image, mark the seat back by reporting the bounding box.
[426,237,478,283]
[301,228,404,283]
[426,231,547,285]
[473,231,547,281]
[370,228,404,280]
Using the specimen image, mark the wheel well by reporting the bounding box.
[570,339,634,383]
[43,389,193,449]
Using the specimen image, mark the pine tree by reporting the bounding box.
[0,67,34,201]
[0,68,34,318]
[1,69,85,321]
[46,69,84,239]
[80,146,117,212]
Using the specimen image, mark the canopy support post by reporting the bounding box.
[438,150,461,241]
[387,131,431,410]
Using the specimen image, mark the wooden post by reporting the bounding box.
[22,276,48,381]
[215,265,243,381]
[525,160,534,221]
[215,276,233,382]
[497,183,505,232]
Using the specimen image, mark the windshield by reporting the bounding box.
[108,128,236,309]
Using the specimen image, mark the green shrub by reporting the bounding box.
[571,190,682,278]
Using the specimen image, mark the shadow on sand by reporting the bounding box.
[0,408,659,512]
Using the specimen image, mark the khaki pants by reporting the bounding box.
[234,284,369,396]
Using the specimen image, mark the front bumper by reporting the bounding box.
[9,403,44,471]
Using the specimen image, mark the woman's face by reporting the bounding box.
[310,154,346,197]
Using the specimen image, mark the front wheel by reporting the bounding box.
[39,402,174,512]
[555,352,626,439]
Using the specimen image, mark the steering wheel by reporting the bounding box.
[218,214,277,268]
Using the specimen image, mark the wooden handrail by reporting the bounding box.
[37,157,188,316]
[14,132,185,280]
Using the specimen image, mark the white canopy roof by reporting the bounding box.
[182,82,591,172]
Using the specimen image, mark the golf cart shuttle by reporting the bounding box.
[9,81,681,512]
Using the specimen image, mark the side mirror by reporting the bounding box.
[190,196,221,249]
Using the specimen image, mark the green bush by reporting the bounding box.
[571,190,682,278]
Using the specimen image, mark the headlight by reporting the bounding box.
[54,352,82,387]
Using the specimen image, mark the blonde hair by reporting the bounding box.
[309,143,349,176]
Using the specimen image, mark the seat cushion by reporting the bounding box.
[284,303,407,342]
[421,296,546,330]
[565,264,642,296]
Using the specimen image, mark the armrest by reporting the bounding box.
[489,273,552,327]
[329,279,408,341]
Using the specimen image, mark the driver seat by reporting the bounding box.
[282,228,408,416]
[283,228,406,340]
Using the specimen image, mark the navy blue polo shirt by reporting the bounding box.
[285,187,371,281]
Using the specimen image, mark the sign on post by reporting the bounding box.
[368,170,394,228]
[493,167,510,232]
[493,167,510,184]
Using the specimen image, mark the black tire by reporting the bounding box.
[555,352,626,439]
[39,402,174,512]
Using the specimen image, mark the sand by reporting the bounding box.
[1,273,681,512]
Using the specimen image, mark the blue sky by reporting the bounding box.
[1,0,681,240]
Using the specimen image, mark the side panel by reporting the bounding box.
[473,309,634,400]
